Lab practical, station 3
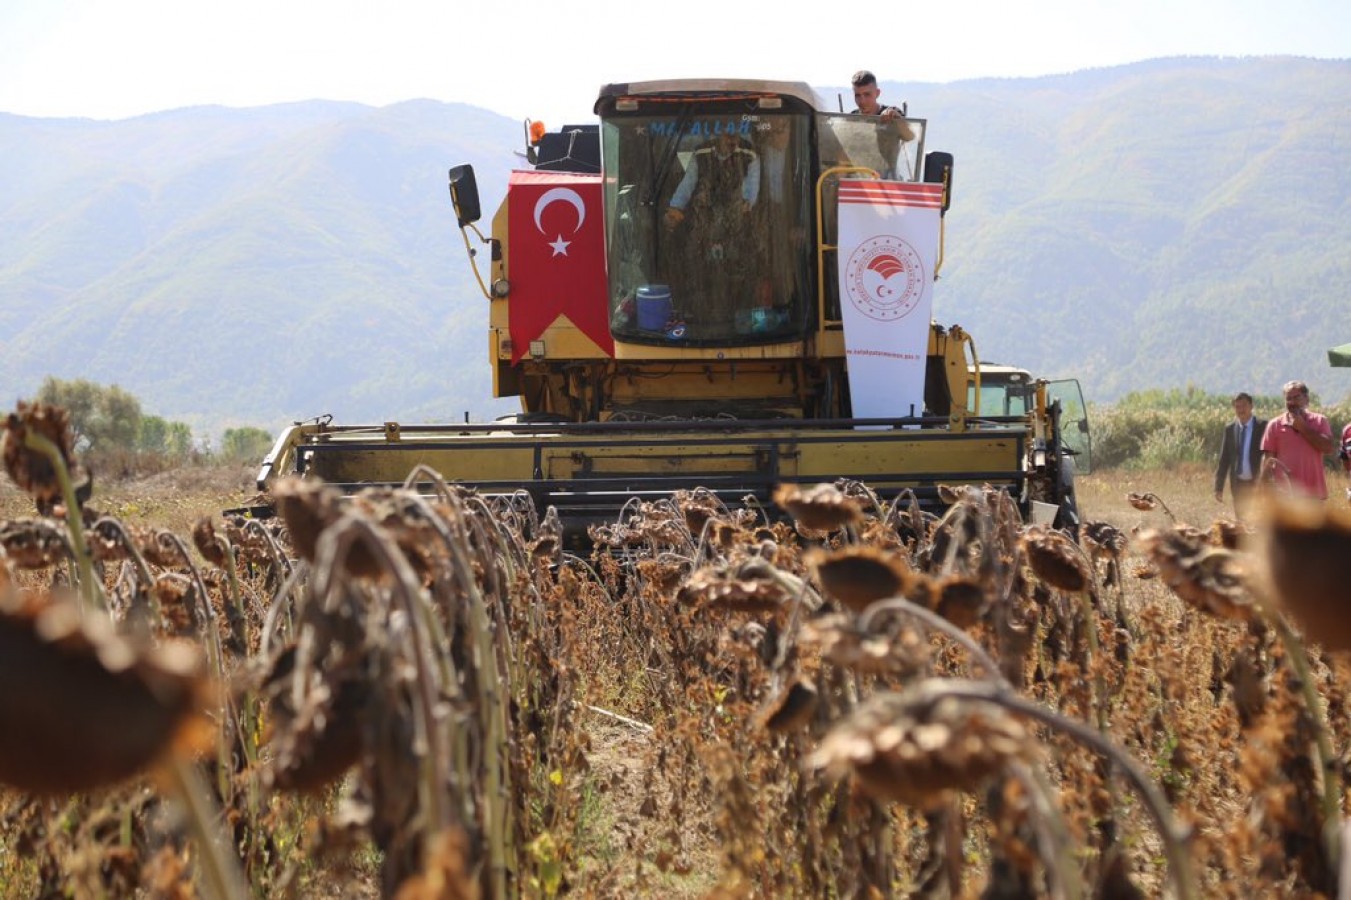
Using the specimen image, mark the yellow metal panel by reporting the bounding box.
[815,329,846,358]
[540,442,769,478]
[535,318,613,359]
[609,368,797,403]
[311,445,539,485]
[612,338,806,362]
[793,434,1019,481]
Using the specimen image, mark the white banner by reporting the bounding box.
[836,179,944,420]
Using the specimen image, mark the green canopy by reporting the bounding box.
[1330,343,1351,367]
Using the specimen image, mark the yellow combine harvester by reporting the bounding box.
[256,79,1090,536]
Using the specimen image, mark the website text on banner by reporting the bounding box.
[836,179,944,422]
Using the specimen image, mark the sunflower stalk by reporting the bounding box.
[165,755,249,900]
[1008,759,1083,900]
[1270,611,1342,884]
[24,430,103,610]
[437,504,515,899]
[311,517,454,852]
[216,537,249,657]
[379,486,515,896]
[939,681,1196,900]
[162,533,233,803]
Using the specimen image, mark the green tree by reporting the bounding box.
[219,427,273,463]
[138,415,170,454]
[165,422,194,458]
[37,377,143,451]
[138,415,196,459]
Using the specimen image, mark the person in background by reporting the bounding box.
[1260,380,1335,499]
[851,70,915,178]
[850,70,915,139]
[1214,391,1265,518]
[1340,421,1351,502]
[665,132,760,228]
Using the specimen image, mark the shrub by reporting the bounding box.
[219,427,274,464]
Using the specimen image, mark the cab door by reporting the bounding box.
[1047,379,1091,474]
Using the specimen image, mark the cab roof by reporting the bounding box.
[595,79,823,114]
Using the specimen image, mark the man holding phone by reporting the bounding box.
[1261,380,1335,499]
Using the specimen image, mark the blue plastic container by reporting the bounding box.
[636,284,673,331]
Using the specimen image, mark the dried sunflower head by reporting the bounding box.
[674,488,724,537]
[1020,526,1091,593]
[810,679,1032,809]
[1081,521,1127,558]
[273,479,392,578]
[152,575,199,637]
[272,478,346,564]
[773,483,863,533]
[1137,527,1255,622]
[718,620,776,665]
[756,678,819,734]
[1255,497,1351,650]
[0,595,210,794]
[933,575,986,628]
[935,483,963,505]
[799,612,929,677]
[2,402,77,509]
[1209,518,1247,551]
[0,518,72,569]
[680,565,790,614]
[635,557,686,593]
[806,546,911,614]
[259,641,369,794]
[1127,492,1158,512]
[133,525,186,568]
[191,517,229,568]
[87,518,132,563]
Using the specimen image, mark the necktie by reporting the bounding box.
[1238,422,1249,479]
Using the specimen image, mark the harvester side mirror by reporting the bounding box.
[923,151,954,214]
[448,164,481,227]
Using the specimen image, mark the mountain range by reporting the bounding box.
[2,56,1348,441]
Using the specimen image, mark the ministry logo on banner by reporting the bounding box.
[836,179,944,420]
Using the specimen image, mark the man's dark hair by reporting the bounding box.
[851,70,878,88]
[1233,392,1253,404]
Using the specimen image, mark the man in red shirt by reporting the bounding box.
[1261,380,1335,499]
[1340,422,1351,503]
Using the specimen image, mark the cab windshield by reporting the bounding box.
[601,104,812,345]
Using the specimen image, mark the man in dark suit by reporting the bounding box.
[1214,391,1265,518]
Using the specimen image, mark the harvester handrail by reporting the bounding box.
[815,165,880,329]
[278,414,1029,439]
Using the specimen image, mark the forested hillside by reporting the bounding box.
[906,57,1351,401]
[1,56,1348,439]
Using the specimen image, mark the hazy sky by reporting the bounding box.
[2,0,1347,128]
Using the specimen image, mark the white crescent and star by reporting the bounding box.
[533,187,586,257]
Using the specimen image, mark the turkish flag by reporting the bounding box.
[506,170,613,362]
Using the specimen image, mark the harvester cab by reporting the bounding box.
[449,79,958,423]
[257,78,1087,537]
